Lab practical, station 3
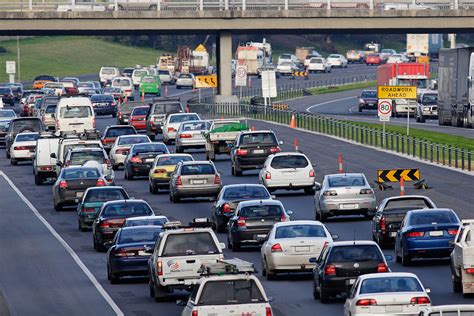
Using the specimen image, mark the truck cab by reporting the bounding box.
[451,220,474,296]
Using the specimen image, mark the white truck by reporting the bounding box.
[407,34,443,60]
[204,119,249,161]
[451,220,474,296]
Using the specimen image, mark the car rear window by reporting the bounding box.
[359,277,423,294]
[198,279,265,305]
[141,76,156,83]
[409,211,458,225]
[45,105,57,114]
[112,78,131,87]
[270,155,309,169]
[60,106,92,118]
[12,119,42,133]
[384,198,432,212]
[169,114,200,123]
[103,203,153,217]
[0,110,16,118]
[329,245,382,262]
[157,156,193,166]
[134,70,148,77]
[239,205,283,218]
[101,68,117,75]
[124,217,168,227]
[15,133,39,142]
[85,189,127,202]
[310,58,323,63]
[240,133,277,145]
[361,91,377,98]
[328,175,366,187]
[181,121,209,131]
[158,70,170,75]
[118,227,162,244]
[106,127,136,138]
[63,168,100,179]
[422,94,437,104]
[118,136,149,145]
[162,232,219,256]
[223,186,270,200]
[0,87,12,94]
[132,143,168,154]
[153,103,183,114]
[91,95,114,102]
[179,74,193,79]
[62,143,101,160]
[181,164,215,175]
[131,107,149,116]
[275,224,327,239]
[70,150,106,165]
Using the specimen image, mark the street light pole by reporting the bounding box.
[16,36,21,82]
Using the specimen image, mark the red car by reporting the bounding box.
[128,105,150,131]
[366,54,382,66]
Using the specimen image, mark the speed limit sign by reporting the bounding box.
[378,99,392,121]
[235,65,247,87]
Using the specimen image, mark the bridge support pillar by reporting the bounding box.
[216,31,232,97]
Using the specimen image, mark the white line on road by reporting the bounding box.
[306,96,357,112]
[0,171,124,316]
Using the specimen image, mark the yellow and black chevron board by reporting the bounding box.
[292,71,307,77]
[377,168,421,183]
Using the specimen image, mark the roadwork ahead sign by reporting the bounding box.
[378,86,417,99]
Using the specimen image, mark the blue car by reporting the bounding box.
[395,208,460,266]
[106,225,162,283]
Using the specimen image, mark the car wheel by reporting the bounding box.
[265,261,276,281]
[175,147,183,153]
[149,134,155,141]
[304,187,315,195]
[128,170,134,180]
[395,246,402,263]
[112,112,117,118]
[231,165,235,176]
[149,282,155,298]
[10,159,17,166]
[319,285,330,303]
[34,173,43,185]
[108,264,119,284]
[150,184,158,194]
[5,150,10,159]
[232,239,241,252]
[401,246,411,266]
[312,280,320,300]
[153,284,168,302]
[54,203,63,212]
[452,271,462,293]
[234,165,243,177]
[171,192,180,203]
[358,107,362,113]
[420,115,426,123]
[261,259,267,277]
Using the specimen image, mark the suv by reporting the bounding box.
[147,222,225,301]
[52,136,103,176]
[415,90,438,123]
[5,117,44,158]
[230,131,282,176]
[63,147,114,182]
[146,98,184,140]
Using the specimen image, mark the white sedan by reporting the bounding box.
[10,132,40,165]
[308,57,331,73]
[176,73,195,89]
[259,152,316,195]
[109,134,150,169]
[261,220,334,280]
[387,53,410,64]
[344,272,431,316]
[162,112,201,144]
[277,61,298,75]
[327,54,348,68]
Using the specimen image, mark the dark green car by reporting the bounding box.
[77,186,129,231]
[139,75,161,96]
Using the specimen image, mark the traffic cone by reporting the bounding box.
[141,89,145,102]
[290,113,296,129]
[293,138,299,151]
[338,154,343,174]
[400,178,405,196]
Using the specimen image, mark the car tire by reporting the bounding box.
[112,112,117,118]
[6,150,10,159]
[34,173,43,185]
[420,115,426,123]
[149,282,155,298]
[358,107,362,113]
[108,264,119,284]
[227,234,233,250]
[10,159,17,166]
[452,271,462,293]
[150,184,158,194]
[319,285,330,304]
[304,187,315,195]
[401,246,411,266]
[265,261,276,281]
[54,203,63,212]
[232,240,241,252]
[153,284,168,302]
[112,164,119,171]
[234,165,243,177]
[149,134,155,141]
[171,192,180,203]
[312,280,320,300]
[175,147,183,153]
[261,260,267,277]
[94,236,105,252]
[127,170,134,180]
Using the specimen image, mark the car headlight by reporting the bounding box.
[359,98,365,104]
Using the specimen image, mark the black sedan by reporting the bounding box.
[93,199,155,252]
[53,167,107,212]
[91,94,118,117]
[0,86,15,106]
[106,225,162,283]
[358,90,378,112]
[124,142,169,180]
[211,184,272,233]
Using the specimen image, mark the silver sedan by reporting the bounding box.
[314,173,376,221]
[175,120,211,153]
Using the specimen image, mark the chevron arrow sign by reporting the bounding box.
[377,168,421,183]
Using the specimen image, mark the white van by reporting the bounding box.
[99,67,120,87]
[111,77,134,100]
[55,97,96,134]
[33,137,59,185]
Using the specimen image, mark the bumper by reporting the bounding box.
[421,109,438,117]
[130,122,146,130]
[109,257,150,276]
[321,277,355,295]
[264,178,314,189]
[176,139,206,148]
[57,190,86,205]
[79,213,97,227]
[128,163,153,176]
[232,229,270,244]
[359,102,377,110]
[94,106,117,115]
[267,252,316,271]
[151,177,170,188]
[235,156,268,170]
[11,151,35,160]
[174,186,221,198]
[405,239,454,258]
[319,198,376,214]
[96,228,119,244]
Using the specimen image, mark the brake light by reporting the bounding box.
[13,146,29,150]
[380,216,386,232]
[265,172,271,180]
[179,133,192,138]
[83,207,95,213]
[176,176,182,186]
[130,156,142,163]
[102,138,114,144]
[236,149,248,156]
[356,299,377,306]
[99,220,110,228]
[93,117,96,129]
[323,241,329,249]
[118,111,122,118]
[407,231,424,237]
[322,190,337,196]
[59,180,68,189]
[377,263,388,273]
[237,217,246,227]
[410,297,430,304]
[269,147,281,154]
[191,311,198,316]
[214,174,221,185]
[266,307,272,316]
[96,179,106,186]
[222,203,232,213]
[167,127,175,132]
[281,214,289,222]
[324,264,336,275]
[39,166,53,171]
[465,268,474,274]
[111,102,117,106]
[360,188,373,194]
[448,229,458,236]
[309,169,315,177]
[271,243,282,252]
[157,260,163,276]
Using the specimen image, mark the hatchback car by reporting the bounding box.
[139,75,161,96]
[176,73,195,89]
[124,142,169,180]
[277,62,298,76]
[163,112,201,144]
[148,153,194,193]
[175,120,210,153]
[9,132,39,165]
[366,54,382,65]
[358,90,378,112]
[315,173,376,222]
[109,134,151,169]
[90,94,118,117]
[129,105,150,131]
[169,160,222,203]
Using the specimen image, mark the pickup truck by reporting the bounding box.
[451,220,474,297]
[204,119,249,161]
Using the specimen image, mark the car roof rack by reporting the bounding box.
[199,259,256,276]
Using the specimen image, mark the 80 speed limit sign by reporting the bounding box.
[378,99,392,119]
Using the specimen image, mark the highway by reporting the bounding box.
[0,79,472,315]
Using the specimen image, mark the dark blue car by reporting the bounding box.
[91,94,118,117]
[395,208,460,266]
[106,225,162,283]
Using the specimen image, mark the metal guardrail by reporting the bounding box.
[187,102,473,172]
[1,0,473,11]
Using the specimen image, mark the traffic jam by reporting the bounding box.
[0,70,473,316]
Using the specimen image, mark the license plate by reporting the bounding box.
[256,234,267,240]
[340,203,358,209]
[145,158,154,162]
[346,279,356,285]
[253,149,265,154]
[295,246,310,252]
[192,180,205,185]
[430,231,443,237]
[385,305,403,313]
[390,232,397,237]
[138,251,150,256]
[76,192,84,198]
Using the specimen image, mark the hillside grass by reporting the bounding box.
[307,81,376,95]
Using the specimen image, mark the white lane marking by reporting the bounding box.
[0,171,124,316]
[306,96,357,112]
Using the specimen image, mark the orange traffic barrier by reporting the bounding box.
[293,138,299,151]
[141,89,145,102]
[400,178,405,196]
[290,113,296,128]
[338,154,343,174]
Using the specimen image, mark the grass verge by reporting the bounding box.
[307,81,376,95]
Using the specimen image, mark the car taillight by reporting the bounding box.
[466,268,474,274]
[222,203,232,213]
[360,188,373,194]
[130,156,142,163]
[237,217,246,227]
[281,214,289,222]
[118,111,122,118]
[191,311,198,316]
[179,133,192,138]
[448,229,458,236]
[322,241,329,249]
[59,180,68,189]
[65,160,71,167]
[322,190,337,196]
[269,147,280,153]
[377,263,388,273]
[176,176,182,186]
[324,264,336,275]
[100,220,110,228]
[14,146,28,150]
[111,102,116,106]
[410,297,430,304]
[380,216,386,232]
[271,243,282,252]
[407,231,424,237]
[93,117,96,129]
[356,299,377,306]
[214,174,221,185]
[56,119,60,130]
[265,172,271,180]
[39,166,53,171]
[266,307,272,316]
[167,127,175,132]
[236,149,248,156]
[157,260,163,276]
[309,169,315,177]
[83,207,95,213]
[96,179,106,186]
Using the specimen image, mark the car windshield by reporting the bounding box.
[12,119,42,133]
[223,186,270,200]
[280,54,291,59]
[384,198,432,212]
[360,277,423,294]
[198,279,265,305]
[328,175,366,187]
[328,54,339,58]
[15,133,39,142]
[181,164,215,175]
[35,75,55,81]
[180,121,208,131]
[69,150,106,165]
[158,70,170,75]
[153,103,182,114]
[240,133,277,145]
[45,105,57,114]
[162,232,219,256]
[103,203,153,217]
[60,106,92,118]
[134,70,148,77]
[62,168,100,179]
[141,76,156,83]
[169,114,199,123]
[106,127,136,138]
[270,155,309,169]
[310,58,323,63]
[101,68,116,75]
[157,156,193,166]
[118,227,162,244]
[132,144,168,154]
[91,95,114,102]
[329,245,382,262]
[0,110,16,118]
[131,107,149,116]
[0,87,12,94]
[124,218,168,227]
[381,49,393,53]
[85,189,127,202]
[422,94,437,104]
[361,91,377,98]
[409,211,458,225]
[78,83,94,88]
[44,83,62,89]
[112,78,131,87]
[118,136,149,145]
[239,205,283,218]
[368,54,378,57]
[275,224,327,239]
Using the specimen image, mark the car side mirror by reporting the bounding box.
[227,143,234,148]
[56,160,62,167]
[104,241,113,248]
[219,242,226,250]
[175,300,187,307]
[267,296,274,302]
[50,153,57,159]
[309,257,317,263]
[332,234,339,240]
[278,140,283,145]
[286,210,293,216]
[144,246,154,254]
[271,195,277,199]
[314,183,322,191]
[385,255,393,261]
[209,196,216,202]
[425,288,431,294]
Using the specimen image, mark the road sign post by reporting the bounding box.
[261,70,277,114]
[378,99,392,146]
[235,65,247,100]
[5,61,15,83]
